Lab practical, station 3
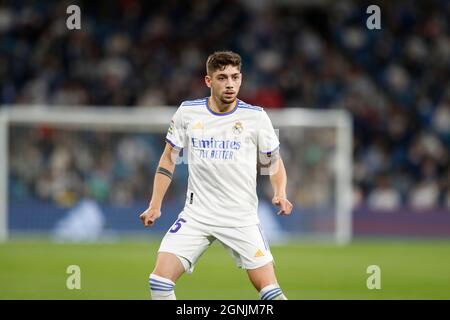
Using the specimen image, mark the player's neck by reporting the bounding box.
[208,96,237,114]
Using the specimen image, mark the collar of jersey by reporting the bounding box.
[206,97,238,116]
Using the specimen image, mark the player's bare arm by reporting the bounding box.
[268,155,293,216]
[139,143,180,227]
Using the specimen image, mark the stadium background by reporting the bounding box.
[0,0,449,299]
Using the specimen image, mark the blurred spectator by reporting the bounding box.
[409,181,440,210]
[367,175,401,211]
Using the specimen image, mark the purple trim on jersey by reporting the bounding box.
[206,97,239,116]
[238,101,263,111]
[238,106,263,111]
[257,223,269,250]
[259,144,280,155]
[181,101,205,106]
[166,138,182,150]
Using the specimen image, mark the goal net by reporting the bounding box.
[0,106,352,244]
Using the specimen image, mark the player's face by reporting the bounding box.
[205,65,242,104]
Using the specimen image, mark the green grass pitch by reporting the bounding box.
[1,238,450,299]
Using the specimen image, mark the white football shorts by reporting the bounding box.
[158,212,274,274]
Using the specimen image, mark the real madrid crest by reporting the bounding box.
[232,121,243,135]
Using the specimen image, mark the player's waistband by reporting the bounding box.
[179,208,260,228]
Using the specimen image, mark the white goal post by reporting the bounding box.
[0,106,353,244]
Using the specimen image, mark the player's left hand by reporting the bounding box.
[272,196,293,216]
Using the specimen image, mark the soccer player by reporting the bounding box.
[139,51,293,300]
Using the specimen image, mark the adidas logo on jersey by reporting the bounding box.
[254,249,264,257]
[193,121,204,130]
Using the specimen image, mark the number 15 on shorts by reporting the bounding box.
[169,218,187,233]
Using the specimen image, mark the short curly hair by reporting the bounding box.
[206,51,241,75]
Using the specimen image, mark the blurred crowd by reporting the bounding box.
[2,0,449,210]
[9,127,190,207]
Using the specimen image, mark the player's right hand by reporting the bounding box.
[139,207,161,227]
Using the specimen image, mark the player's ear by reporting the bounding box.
[205,75,211,88]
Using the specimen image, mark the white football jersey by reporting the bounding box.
[166,97,280,227]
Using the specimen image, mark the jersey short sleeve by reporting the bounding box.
[166,107,186,149]
[257,110,280,155]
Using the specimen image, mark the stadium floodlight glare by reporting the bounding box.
[0,105,352,245]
